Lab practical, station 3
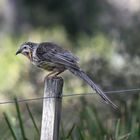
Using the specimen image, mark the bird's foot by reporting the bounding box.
[44,70,64,80]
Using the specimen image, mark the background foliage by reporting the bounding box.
[0,0,140,139]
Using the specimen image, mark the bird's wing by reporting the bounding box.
[36,42,79,69]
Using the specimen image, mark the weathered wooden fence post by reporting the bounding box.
[40,77,63,140]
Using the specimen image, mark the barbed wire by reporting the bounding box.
[0,88,140,105]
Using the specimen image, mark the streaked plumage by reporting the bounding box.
[16,41,118,109]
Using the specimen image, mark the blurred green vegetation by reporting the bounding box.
[3,97,140,140]
[1,0,140,139]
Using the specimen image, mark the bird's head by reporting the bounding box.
[16,42,37,60]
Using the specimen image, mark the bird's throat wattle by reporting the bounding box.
[27,52,32,61]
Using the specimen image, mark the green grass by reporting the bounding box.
[3,96,140,140]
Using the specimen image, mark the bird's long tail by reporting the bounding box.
[69,68,118,109]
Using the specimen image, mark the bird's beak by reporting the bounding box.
[16,49,22,55]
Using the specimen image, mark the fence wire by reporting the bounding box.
[0,88,140,105]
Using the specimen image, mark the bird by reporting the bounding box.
[16,41,118,109]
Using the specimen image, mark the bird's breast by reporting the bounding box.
[32,57,59,71]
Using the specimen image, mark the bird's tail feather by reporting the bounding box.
[69,68,118,109]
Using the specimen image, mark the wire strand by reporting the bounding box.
[0,88,140,105]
